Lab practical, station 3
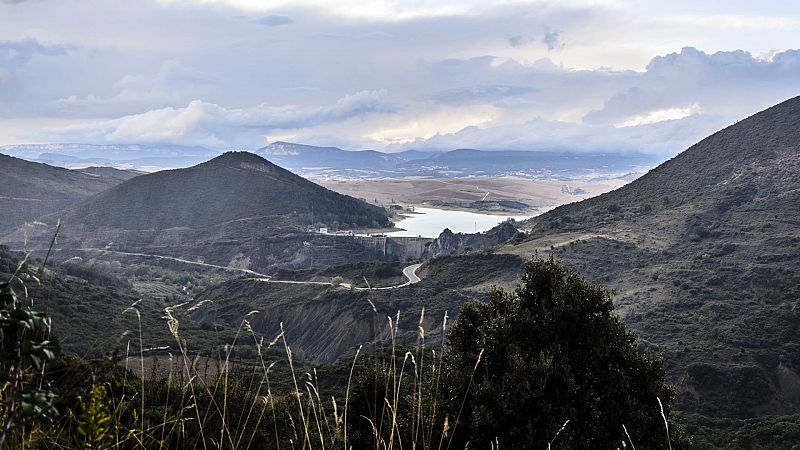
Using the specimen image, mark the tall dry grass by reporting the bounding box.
[14,283,476,449]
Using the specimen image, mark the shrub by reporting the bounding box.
[438,256,682,449]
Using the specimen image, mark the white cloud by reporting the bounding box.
[362,105,499,145]
[615,104,702,128]
[54,60,213,116]
[395,113,729,155]
[584,47,800,127]
[1,0,799,157]
[157,0,474,21]
[36,90,395,148]
[657,14,800,32]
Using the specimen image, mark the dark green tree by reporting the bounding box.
[439,256,681,449]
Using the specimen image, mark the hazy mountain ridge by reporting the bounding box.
[1,143,217,160]
[1,143,220,170]
[3,141,659,180]
[259,141,661,179]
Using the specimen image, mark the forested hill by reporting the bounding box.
[61,151,391,231]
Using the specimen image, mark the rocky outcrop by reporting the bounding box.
[423,221,519,258]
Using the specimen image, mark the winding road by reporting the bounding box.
[251,263,423,290]
[70,248,423,290]
[73,248,273,278]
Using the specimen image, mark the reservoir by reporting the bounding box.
[385,207,532,238]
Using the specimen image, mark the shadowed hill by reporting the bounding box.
[506,96,800,418]
[63,151,391,230]
[0,154,140,233]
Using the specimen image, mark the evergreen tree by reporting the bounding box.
[439,256,681,449]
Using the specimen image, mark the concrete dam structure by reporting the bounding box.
[351,235,434,261]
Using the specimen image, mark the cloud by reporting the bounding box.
[615,104,702,127]
[431,84,537,105]
[584,47,800,126]
[508,28,565,52]
[542,28,565,52]
[256,14,293,26]
[0,38,65,61]
[395,113,729,155]
[54,60,214,116]
[159,0,477,21]
[33,45,799,155]
[656,14,800,32]
[416,55,633,121]
[36,90,395,148]
[508,35,527,48]
[399,47,800,154]
[115,60,212,95]
[0,38,67,81]
[1,1,799,157]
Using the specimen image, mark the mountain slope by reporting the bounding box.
[527,97,800,230]
[65,151,390,230]
[0,154,140,233]
[504,96,800,418]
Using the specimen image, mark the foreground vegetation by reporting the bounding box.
[1,253,682,448]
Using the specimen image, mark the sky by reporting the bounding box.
[0,0,799,155]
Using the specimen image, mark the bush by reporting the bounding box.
[438,256,682,449]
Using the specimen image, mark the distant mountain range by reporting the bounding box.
[1,142,661,180]
[259,142,661,179]
[0,143,219,170]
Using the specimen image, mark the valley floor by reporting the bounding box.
[320,176,628,215]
